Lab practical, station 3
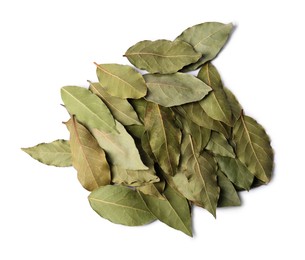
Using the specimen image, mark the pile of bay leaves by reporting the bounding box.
[22,22,274,236]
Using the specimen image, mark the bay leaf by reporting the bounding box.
[223,86,242,123]
[65,117,110,191]
[111,165,159,187]
[176,22,233,71]
[137,182,166,200]
[88,185,156,226]
[144,102,182,176]
[173,135,219,217]
[89,82,141,126]
[198,63,233,126]
[92,120,148,170]
[216,156,254,190]
[95,63,147,99]
[125,125,145,139]
[175,103,230,138]
[205,131,235,158]
[233,114,274,183]
[144,73,211,107]
[21,139,72,167]
[61,86,117,133]
[216,170,241,207]
[178,115,211,153]
[129,98,147,122]
[139,184,192,236]
[124,39,201,74]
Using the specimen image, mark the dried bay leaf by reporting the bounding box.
[21,140,72,167]
[144,102,182,176]
[205,131,235,158]
[61,86,117,133]
[173,135,219,217]
[216,170,241,207]
[124,39,201,74]
[144,72,211,107]
[178,115,211,153]
[176,22,233,71]
[223,86,242,123]
[89,185,156,226]
[216,156,254,190]
[111,165,159,187]
[112,139,159,187]
[92,120,148,170]
[197,63,233,126]
[139,185,192,236]
[137,181,166,200]
[89,82,141,126]
[175,102,230,138]
[65,117,110,191]
[95,63,147,99]
[233,114,274,183]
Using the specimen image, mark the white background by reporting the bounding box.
[1,0,304,259]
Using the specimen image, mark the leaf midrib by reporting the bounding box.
[71,117,99,187]
[90,83,139,124]
[157,105,174,175]
[96,64,142,96]
[188,135,214,213]
[204,64,230,124]
[126,52,199,58]
[194,25,228,48]
[89,197,149,213]
[62,88,114,132]
[240,115,266,179]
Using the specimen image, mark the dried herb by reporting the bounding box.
[22,21,274,237]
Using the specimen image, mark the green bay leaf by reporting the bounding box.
[95,63,147,99]
[233,114,274,183]
[89,185,156,226]
[21,139,71,167]
[144,73,211,107]
[66,117,110,191]
[198,63,233,126]
[111,165,159,187]
[216,170,241,207]
[223,86,242,124]
[92,120,148,170]
[61,86,117,133]
[175,103,230,138]
[176,22,233,71]
[205,131,235,158]
[137,181,166,200]
[124,39,201,74]
[173,135,219,217]
[144,102,182,176]
[177,115,211,153]
[216,156,254,190]
[89,82,141,126]
[139,185,192,237]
